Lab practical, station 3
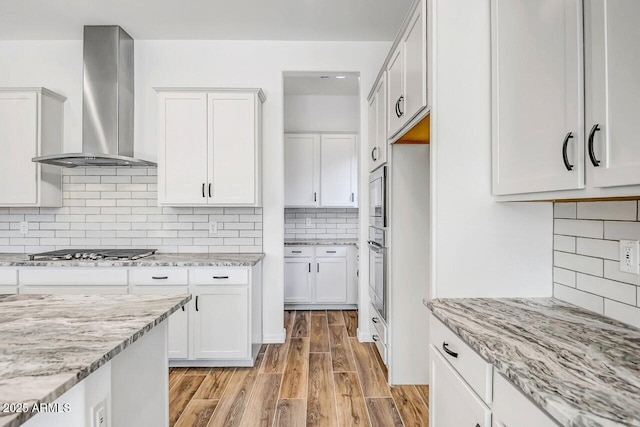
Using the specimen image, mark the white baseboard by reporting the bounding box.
[357,328,372,342]
[263,328,286,344]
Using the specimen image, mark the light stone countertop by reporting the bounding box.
[0,294,191,427]
[284,238,359,247]
[0,253,264,267]
[427,297,640,427]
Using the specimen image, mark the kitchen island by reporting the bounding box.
[0,294,190,427]
[427,298,640,427]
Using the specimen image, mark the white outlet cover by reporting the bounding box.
[209,221,218,234]
[19,222,28,235]
[306,217,312,227]
[619,240,640,274]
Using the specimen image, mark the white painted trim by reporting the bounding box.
[357,328,372,342]
[262,328,286,344]
[0,87,67,102]
[153,87,266,102]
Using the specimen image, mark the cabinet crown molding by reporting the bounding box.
[153,87,266,103]
[0,87,67,102]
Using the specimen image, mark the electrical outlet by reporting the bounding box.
[19,222,28,235]
[306,217,312,227]
[619,240,639,274]
[208,221,218,234]
[92,400,107,427]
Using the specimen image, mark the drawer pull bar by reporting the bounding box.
[373,334,380,342]
[292,250,302,253]
[442,342,458,358]
[152,276,168,280]
[213,276,230,279]
[195,296,199,311]
[372,317,378,323]
[326,251,337,253]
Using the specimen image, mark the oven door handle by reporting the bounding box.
[367,241,385,253]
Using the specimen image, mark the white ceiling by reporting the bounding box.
[284,72,360,96]
[0,0,413,41]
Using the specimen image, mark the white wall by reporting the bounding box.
[0,39,390,342]
[430,0,553,298]
[284,95,359,132]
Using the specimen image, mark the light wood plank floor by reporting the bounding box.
[169,310,429,427]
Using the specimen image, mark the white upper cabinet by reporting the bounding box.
[586,0,640,188]
[157,88,264,206]
[284,133,358,208]
[386,0,428,140]
[368,73,388,172]
[0,88,64,207]
[320,134,358,207]
[491,0,585,196]
[284,134,320,207]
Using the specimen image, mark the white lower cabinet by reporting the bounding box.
[430,346,491,427]
[284,257,313,303]
[193,286,249,360]
[430,314,560,427]
[315,257,347,303]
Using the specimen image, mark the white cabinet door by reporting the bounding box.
[315,257,348,303]
[284,134,320,207]
[208,93,256,204]
[429,346,492,427]
[402,1,427,124]
[491,0,585,195]
[586,0,640,188]
[193,286,250,360]
[368,75,388,172]
[320,134,358,207]
[284,257,313,303]
[131,285,190,360]
[0,92,38,205]
[158,92,208,205]
[387,46,405,138]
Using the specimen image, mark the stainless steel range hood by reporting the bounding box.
[33,26,156,168]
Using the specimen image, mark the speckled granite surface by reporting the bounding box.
[0,294,191,427]
[427,298,640,427]
[285,238,359,247]
[0,253,264,267]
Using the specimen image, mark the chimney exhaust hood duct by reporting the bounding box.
[32,26,156,168]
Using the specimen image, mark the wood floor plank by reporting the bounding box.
[194,368,236,400]
[174,399,218,427]
[343,310,358,337]
[285,310,294,338]
[261,343,290,374]
[207,353,264,427]
[274,399,306,427]
[291,311,310,338]
[169,368,187,391]
[415,385,429,408]
[185,367,212,376]
[370,342,388,381]
[310,313,330,352]
[169,374,206,426]
[239,373,282,427]
[333,372,370,426]
[328,325,356,372]
[306,353,338,427]
[280,338,310,399]
[311,310,327,316]
[365,398,403,427]
[259,344,268,354]
[390,385,429,427]
[327,310,345,325]
[349,338,391,398]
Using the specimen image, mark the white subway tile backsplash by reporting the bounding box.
[554,201,640,328]
[0,168,262,253]
[554,219,603,238]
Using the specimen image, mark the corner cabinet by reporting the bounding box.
[156,88,265,206]
[0,88,64,207]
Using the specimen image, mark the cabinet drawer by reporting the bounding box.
[20,285,128,294]
[0,269,17,286]
[493,372,558,427]
[430,314,493,404]
[316,246,347,257]
[19,268,128,286]
[284,246,314,257]
[129,269,188,286]
[370,303,387,345]
[190,268,249,285]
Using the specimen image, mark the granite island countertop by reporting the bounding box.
[285,238,359,247]
[0,253,264,267]
[426,297,640,427]
[0,294,191,427]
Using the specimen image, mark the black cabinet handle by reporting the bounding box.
[195,295,199,311]
[398,96,404,117]
[314,192,317,202]
[371,147,378,161]
[395,98,401,118]
[442,342,458,358]
[588,124,601,167]
[292,250,302,253]
[208,183,212,197]
[308,262,311,273]
[317,263,319,273]
[562,132,574,171]
[372,317,378,323]
[213,275,229,279]
[202,183,205,198]
[351,193,355,203]
[152,276,168,280]
[373,334,379,342]
[181,305,185,311]
[326,250,337,254]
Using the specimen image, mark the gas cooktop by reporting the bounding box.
[28,249,157,261]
